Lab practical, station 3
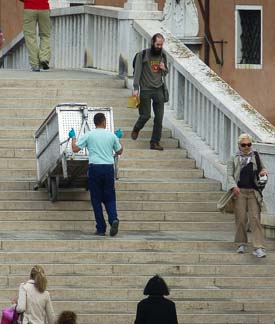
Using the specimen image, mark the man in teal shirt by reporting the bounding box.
[70,113,123,236]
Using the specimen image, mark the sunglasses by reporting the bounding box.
[240,143,252,148]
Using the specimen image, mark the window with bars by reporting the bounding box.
[235,6,262,68]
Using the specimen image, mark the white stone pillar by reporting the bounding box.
[163,0,199,38]
[124,0,158,11]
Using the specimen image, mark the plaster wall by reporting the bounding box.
[196,0,275,125]
[0,0,23,45]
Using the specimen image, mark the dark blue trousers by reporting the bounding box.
[88,164,119,233]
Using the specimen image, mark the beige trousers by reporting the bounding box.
[234,188,264,249]
[23,9,51,67]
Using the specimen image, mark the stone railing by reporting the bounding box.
[131,19,275,225]
[1,4,275,231]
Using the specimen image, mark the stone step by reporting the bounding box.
[1,168,205,181]
[0,148,187,160]
[0,200,219,212]
[0,299,274,314]
[119,168,203,179]
[0,220,233,232]
[0,251,274,265]
[0,190,222,202]
[1,287,275,301]
[0,158,195,170]
[0,116,149,127]
[0,79,126,89]
[0,210,230,222]
[0,98,128,108]
[0,107,137,118]
[63,312,275,324]
[0,138,179,149]
[0,127,171,140]
[0,88,131,98]
[0,262,275,277]
[0,179,221,192]
[3,274,275,289]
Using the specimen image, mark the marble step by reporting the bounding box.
[0,97,128,108]
[0,210,230,222]
[1,287,275,301]
[0,158,195,170]
[3,274,275,289]
[0,262,274,277]
[0,251,273,265]
[0,88,131,98]
[0,200,219,212]
[0,179,221,192]
[0,190,223,202]
[0,138,179,149]
[0,299,275,313]
[0,79,126,89]
[0,220,234,232]
[0,148,187,160]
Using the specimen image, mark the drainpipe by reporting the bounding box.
[204,0,210,65]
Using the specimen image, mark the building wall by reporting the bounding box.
[195,0,275,125]
[0,0,23,45]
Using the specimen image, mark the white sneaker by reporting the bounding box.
[236,245,247,253]
[252,248,266,258]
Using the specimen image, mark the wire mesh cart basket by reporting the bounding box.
[34,103,118,202]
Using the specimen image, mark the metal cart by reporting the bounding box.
[34,103,118,202]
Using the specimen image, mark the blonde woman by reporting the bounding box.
[12,265,55,324]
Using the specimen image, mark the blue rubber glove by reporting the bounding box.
[68,128,76,139]
[115,128,123,139]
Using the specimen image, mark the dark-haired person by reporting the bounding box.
[134,275,178,324]
[11,265,55,324]
[69,113,123,237]
[56,311,77,324]
[18,0,51,71]
[131,33,169,151]
[225,133,267,258]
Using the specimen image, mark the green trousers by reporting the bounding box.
[23,9,51,68]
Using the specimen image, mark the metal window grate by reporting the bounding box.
[239,10,261,64]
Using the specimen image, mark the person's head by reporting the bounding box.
[238,133,253,154]
[151,33,165,56]
[30,265,47,293]
[56,311,77,324]
[143,275,170,296]
[94,113,106,128]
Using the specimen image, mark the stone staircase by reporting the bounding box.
[0,70,274,324]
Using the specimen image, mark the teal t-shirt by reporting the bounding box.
[76,128,121,164]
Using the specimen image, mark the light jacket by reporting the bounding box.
[19,0,50,10]
[218,151,266,212]
[15,280,55,324]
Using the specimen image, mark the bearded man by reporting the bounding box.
[131,33,169,151]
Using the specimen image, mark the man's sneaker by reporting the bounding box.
[236,244,246,253]
[110,220,119,237]
[252,248,266,258]
[131,128,139,140]
[236,244,247,253]
[40,60,50,70]
[31,66,40,72]
[150,142,164,151]
[94,231,105,236]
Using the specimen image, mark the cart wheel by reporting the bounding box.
[48,177,58,202]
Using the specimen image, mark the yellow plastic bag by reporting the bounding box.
[127,96,140,109]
